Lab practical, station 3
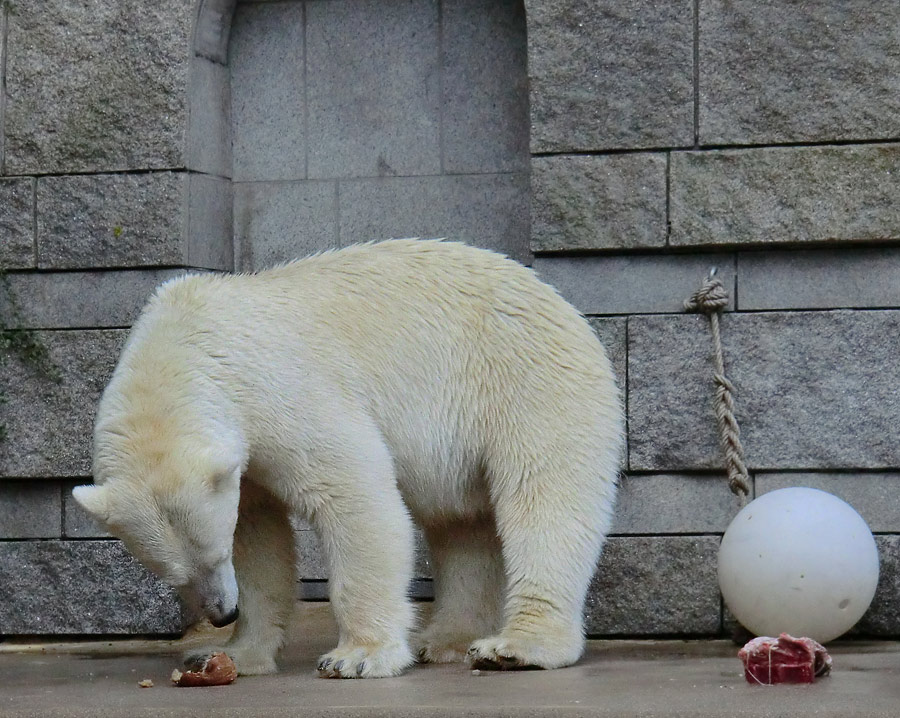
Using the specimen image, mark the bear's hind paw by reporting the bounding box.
[466,634,581,671]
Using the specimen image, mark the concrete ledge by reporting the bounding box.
[1,604,898,718]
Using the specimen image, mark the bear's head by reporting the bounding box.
[72,452,243,628]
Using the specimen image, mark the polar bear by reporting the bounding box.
[73,239,623,678]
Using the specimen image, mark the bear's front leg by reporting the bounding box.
[311,464,416,678]
[183,481,297,675]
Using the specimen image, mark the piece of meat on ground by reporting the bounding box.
[738,634,833,685]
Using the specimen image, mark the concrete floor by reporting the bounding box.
[1,603,899,718]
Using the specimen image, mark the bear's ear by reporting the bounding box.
[209,460,242,493]
[72,484,110,521]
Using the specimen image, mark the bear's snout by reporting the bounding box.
[192,559,239,627]
[209,605,239,628]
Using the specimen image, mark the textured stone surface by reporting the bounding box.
[586,536,720,635]
[0,540,182,634]
[306,0,441,178]
[0,330,126,477]
[36,173,185,269]
[528,0,693,152]
[756,473,900,534]
[186,174,234,270]
[0,270,187,329]
[5,0,191,173]
[338,174,530,263]
[234,181,337,271]
[587,318,626,397]
[853,536,900,637]
[534,254,735,315]
[36,173,232,271]
[0,179,35,269]
[670,146,900,247]
[531,154,667,251]
[294,526,431,581]
[442,0,528,174]
[63,482,110,538]
[0,481,61,539]
[738,248,900,311]
[611,474,742,535]
[187,56,232,178]
[700,1,900,145]
[628,311,900,471]
[230,2,306,181]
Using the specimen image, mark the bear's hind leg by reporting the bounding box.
[184,481,297,675]
[467,450,616,671]
[415,519,504,663]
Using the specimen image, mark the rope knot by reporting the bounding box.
[683,276,729,314]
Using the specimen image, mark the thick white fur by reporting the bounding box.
[75,239,623,678]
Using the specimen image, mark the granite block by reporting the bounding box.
[528,0,694,152]
[0,270,190,330]
[587,317,626,397]
[586,536,721,635]
[738,248,900,311]
[5,0,191,173]
[611,474,743,535]
[756,473,900,535]
[441,0,528,174]
[531,154,667,251]
[700,1,900,145]
[187,56,232,178]
[230,2,306,181]
[37,172,232,271]
[670,146,900,247]
[0,481,61,539]
[294,527,431,581]
[0,330,126,477]
[187,174,234,270]
[0,540,183,634]
[295,530,328,581]
[628,311,900,471]
[37,173,185,270]
[338,173,530,263]
[234,180,338,271]
[195,0,238,64]
[534,254,735,315]
[306,0,441,178]
[0,179,35,270]
[853,535,900,637]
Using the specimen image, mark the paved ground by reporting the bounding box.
[1,603,899,717]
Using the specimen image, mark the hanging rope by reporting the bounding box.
[684,270,751,499]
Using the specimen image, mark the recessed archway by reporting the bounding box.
[226,0,530,270]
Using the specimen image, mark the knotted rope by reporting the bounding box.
[684,271,751,499]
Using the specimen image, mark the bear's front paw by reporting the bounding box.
[316,642,413,679]
[183,647,277,676]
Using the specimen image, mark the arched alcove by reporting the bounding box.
[226,0,530,270]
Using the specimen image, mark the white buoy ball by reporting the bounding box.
[718,487,879,643]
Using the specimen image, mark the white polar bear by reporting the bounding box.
[73,239,623,678]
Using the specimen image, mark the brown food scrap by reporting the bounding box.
[172,652,237,687]
[739,634,832,685]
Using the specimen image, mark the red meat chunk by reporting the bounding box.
[738,634,832,685]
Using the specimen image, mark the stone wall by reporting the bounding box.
[1,0,899,639]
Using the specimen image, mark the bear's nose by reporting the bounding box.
[209,606,239,628]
